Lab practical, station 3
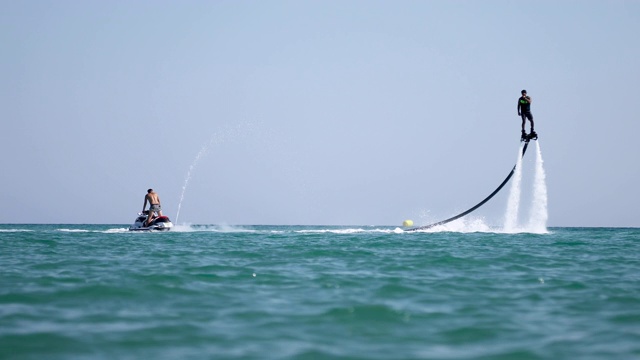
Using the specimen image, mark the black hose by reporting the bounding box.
[406,141,530,231]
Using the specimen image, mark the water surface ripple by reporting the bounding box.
[1,225,639,359]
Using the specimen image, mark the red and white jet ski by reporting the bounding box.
[128,211,173,231]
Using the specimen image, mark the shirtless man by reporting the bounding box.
[142,189,163,226]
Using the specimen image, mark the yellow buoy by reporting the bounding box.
[402,220,414,227]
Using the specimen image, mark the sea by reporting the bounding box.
[1,224,639,360]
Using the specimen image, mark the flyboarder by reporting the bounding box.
[518,89,537,141]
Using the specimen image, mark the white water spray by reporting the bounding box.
[527,141,548,232]
[503,144,525,232]
[174,122,258,224]
[175,144,209,224]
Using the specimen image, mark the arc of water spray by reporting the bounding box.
[175,144,210,223]
[174,122,257,224]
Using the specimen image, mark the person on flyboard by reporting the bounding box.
[518,89,537,141]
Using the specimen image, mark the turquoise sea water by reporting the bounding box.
[1,225,639,360]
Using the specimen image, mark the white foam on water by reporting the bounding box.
[101,228,129,234]
[103,228,129,233]
[407,217,499,233]
[429,218,489,233]
[170,223,258,233]
[296,228,391,234]
[503,144,525,232]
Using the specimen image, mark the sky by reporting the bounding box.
[1,0,639,227]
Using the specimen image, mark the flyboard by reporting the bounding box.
[406,131,537,231]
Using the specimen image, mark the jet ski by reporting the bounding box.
[129,211,173,231]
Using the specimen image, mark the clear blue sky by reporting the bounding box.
[2,1,639,226]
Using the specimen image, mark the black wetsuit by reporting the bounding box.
[518,96,533,123]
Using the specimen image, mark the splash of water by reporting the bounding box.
[503,144,525,232]
[527,141,548,232]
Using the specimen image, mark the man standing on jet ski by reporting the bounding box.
[518,89,536,140]
[142,189,163,227]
